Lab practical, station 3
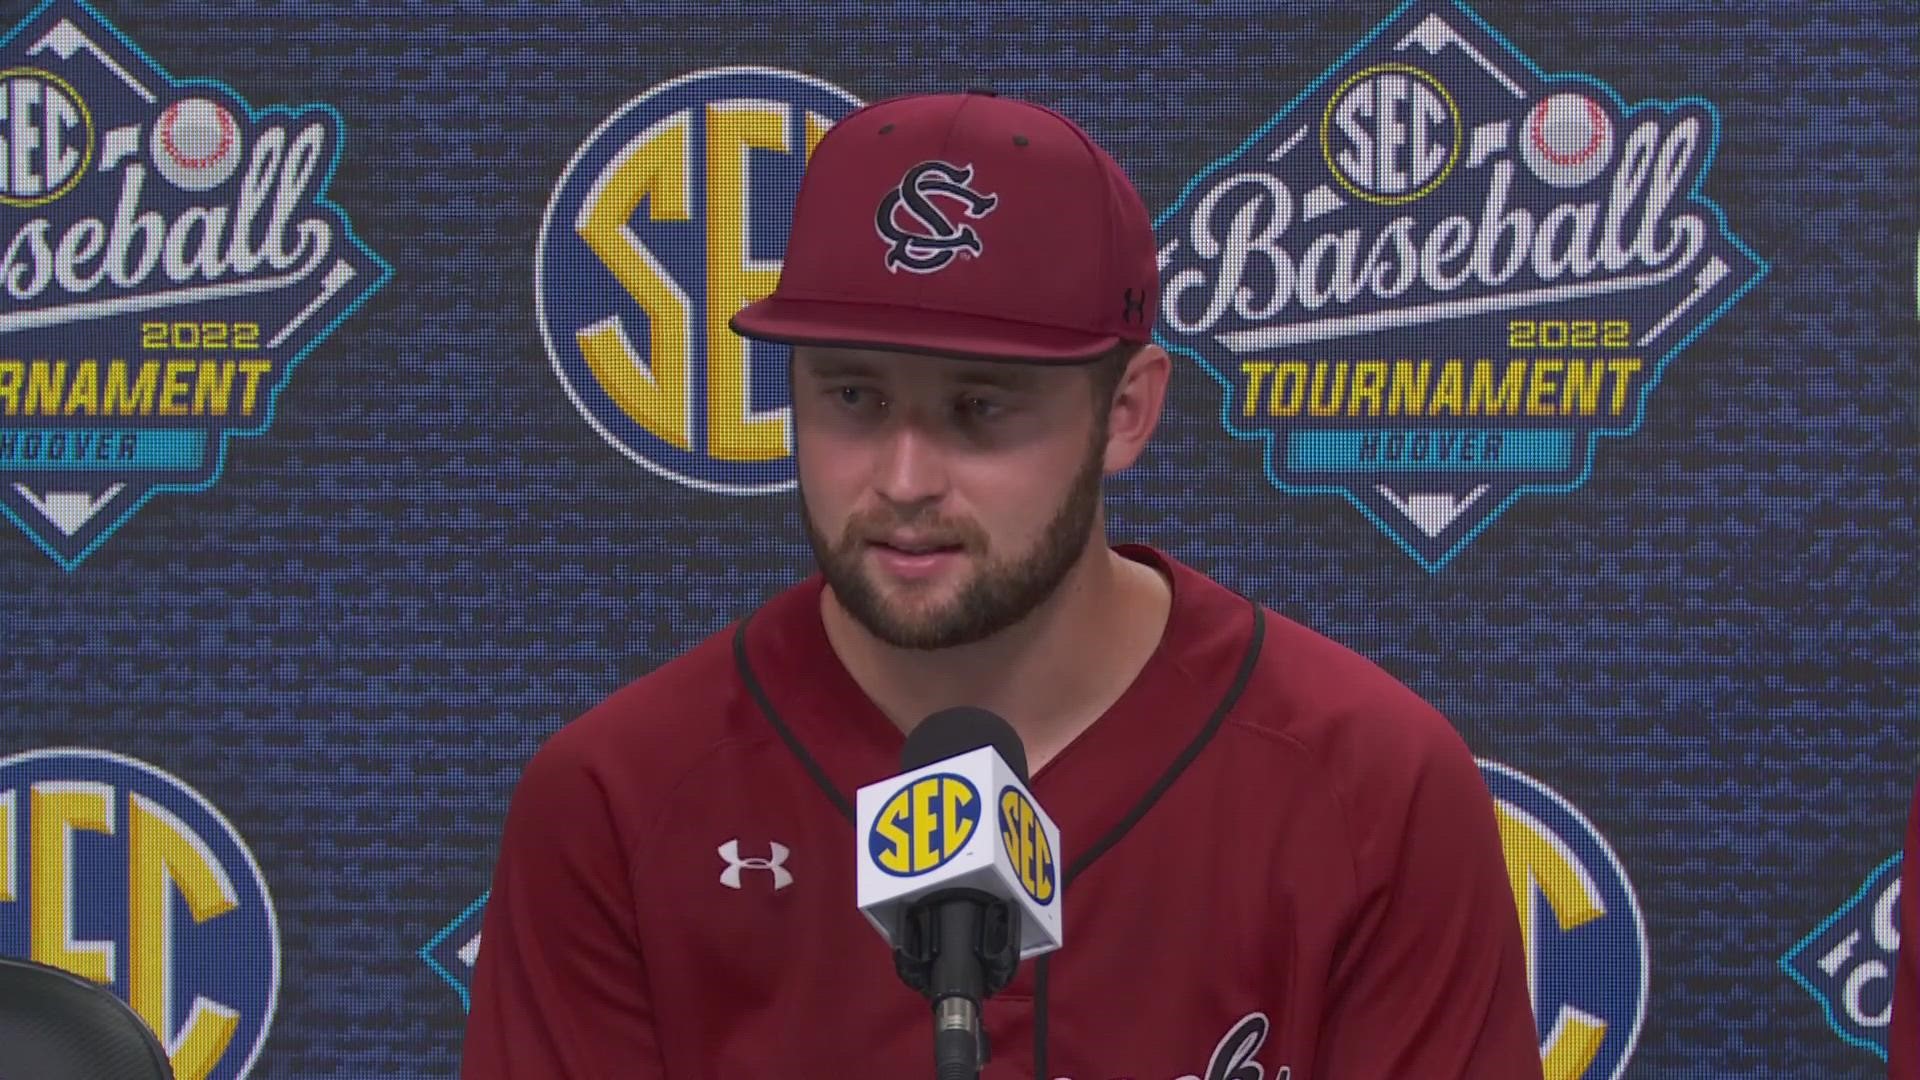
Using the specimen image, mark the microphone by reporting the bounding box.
[855,707,1064,1080]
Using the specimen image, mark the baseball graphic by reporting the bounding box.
[150,97,243,192]
[1520,92,1613,189]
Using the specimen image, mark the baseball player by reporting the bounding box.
[462,89,1544,1079]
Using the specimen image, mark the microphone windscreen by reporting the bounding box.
[901,706,1030,783]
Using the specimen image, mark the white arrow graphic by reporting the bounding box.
[11,483,126,536]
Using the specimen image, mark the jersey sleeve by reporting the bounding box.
[1313,718,1544,1080]
[460,729,666,1080]
[1890,781,1920,1080]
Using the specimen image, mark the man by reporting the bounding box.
[1893,781,1918,1079]
[462,89,1543,1079]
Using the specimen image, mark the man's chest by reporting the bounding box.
[629,767,1326,1078]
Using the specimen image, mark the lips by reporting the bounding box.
[869,538,963,556]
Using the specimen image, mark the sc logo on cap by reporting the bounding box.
[868,773,980,876]
[997,786,1055,904]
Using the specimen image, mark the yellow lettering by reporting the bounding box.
[1386,360,1430,417]
[105,361,158,416]
[1000,792,1020,866]
[1562,360,1605,416]
[1027,803,1047,896]
[190,361,235,417]
[29,781,115,984]
[941,778,974,858]
[1541,1018,1607,1080]
[1526,360,1563,417]
[62,360,98,416]
[1607,358,1643,416]
[25,359,65,415]
[1269,362,1308,416]
[1350,361,1386,417]
[1467,360,1526,416]
[1496,800,1608,1080]
[1033,821,1053,903]
[1306,362,1348,417]
[1428,361,1465,416]
[0,790,14,903]
[706,103,793,463]
[158,360,195,417]
[1240,361,1272,418]
[876,791,912,874]
[912,780,940,872]
[575,112,695,450]
[129,793,239,1080]
[236,360,270,415]
[0,360,21,415]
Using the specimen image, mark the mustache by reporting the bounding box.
[837,506,989,550]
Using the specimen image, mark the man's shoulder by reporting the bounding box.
[1241,605,1468,770]
[1146,554,1472,795]
[516,624,743,804]
[532,580,813,792]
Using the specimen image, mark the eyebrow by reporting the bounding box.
[796,358,1041,392]
[951,368,1039,392]
[801,359,883,381]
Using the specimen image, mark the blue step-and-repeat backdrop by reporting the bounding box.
[0,1,1914,1077]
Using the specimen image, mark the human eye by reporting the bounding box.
[829,384,885,413]
[955,393,1005,422]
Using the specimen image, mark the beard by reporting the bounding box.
[802,436,1106,651]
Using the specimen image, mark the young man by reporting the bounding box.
[1893,782,1918,1079]
[462,90,1543,1079]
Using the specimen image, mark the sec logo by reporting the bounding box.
[537,66,862,494]
[0,748,279,1080]
[0,66,92,206]
[868,773,980,877]
[1322,62,1459,204]
[1482,761,1647,1080]
[997,785,1055,905]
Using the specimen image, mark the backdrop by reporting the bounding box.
[0,1,1913,1078]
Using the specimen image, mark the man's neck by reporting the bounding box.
[819,543,1174,774]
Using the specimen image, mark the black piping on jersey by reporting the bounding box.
[732,592,1266,1078]
[732,624,857,821]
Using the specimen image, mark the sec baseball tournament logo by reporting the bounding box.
[1155,0,1766,569]
[537,66,861,494]
[1781,853,1901,1062]
[0,0,387,570]
[0,747,280,1079]
[1482,761,1648,1080]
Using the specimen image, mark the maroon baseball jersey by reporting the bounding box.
[462,546,1543,1079]
[1891,785,1918,1080]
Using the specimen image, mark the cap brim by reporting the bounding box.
[729,296,1126,364]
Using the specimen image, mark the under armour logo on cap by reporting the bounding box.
[874,160,998,275]
[717,839,794,890]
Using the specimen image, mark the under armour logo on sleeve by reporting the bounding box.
[718,839,794,890]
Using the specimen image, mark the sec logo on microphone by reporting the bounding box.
[997,786,1055,905]
[868,773,980,877]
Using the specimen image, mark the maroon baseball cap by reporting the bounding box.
[729,90,1158,364]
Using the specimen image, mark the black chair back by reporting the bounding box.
[0,954,175,1080]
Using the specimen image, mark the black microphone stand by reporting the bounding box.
[893,888,1022,1080]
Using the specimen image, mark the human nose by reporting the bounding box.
[871,417,948,508]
